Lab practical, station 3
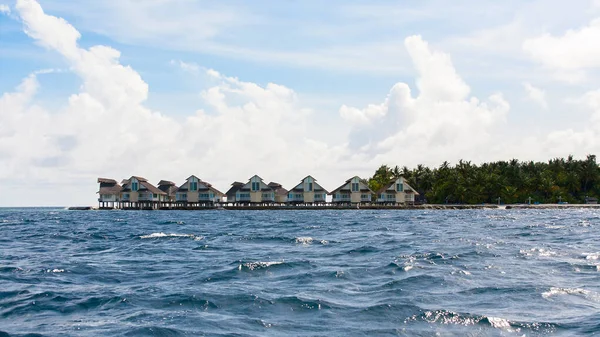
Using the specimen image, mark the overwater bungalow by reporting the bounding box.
[329,176,374,205]
[175,175,225,207]
[376,177,419,205]
[226,182,245,203]
[268,182,289,204]
[287,175,328,204]
[97,178,121,209]
[231,175,276,204]
[157,180,178,202]
[120,176,167,209]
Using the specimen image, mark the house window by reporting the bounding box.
[190,181,198,191]
[308,182,313,192]
[252,182,260,191]
[351,183,359,192]
[131,182,138,191]
[152,194,157,198]
[361,194,370,199]
[200,193,209,199]
[396,183,403,192]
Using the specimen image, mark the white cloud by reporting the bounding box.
[170,59,200,73]
[1,0,352,205]
[523,82,548,109]
[0,4,10,14]
[4,0,600,206]
[340,35,509,165]
[523,18,600,76]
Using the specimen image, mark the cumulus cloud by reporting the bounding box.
[1,0,352,205]
[4,0,600,206]
[340,35,509,165]
[523,18,600,82]
[0,4,10,14]
[523,82,548,109]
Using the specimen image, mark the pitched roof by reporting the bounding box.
[226,182,244,196]
[158,183,179,196]
[291,176,329,194]
[158,180,175,186]
[98,184,122,195]
[97,177,121,194]
[131,176,148,182]
[375,177,420,195]
[329,176,374,195]
[139,181,166,195]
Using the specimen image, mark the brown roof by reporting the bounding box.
[98,184,122,195]
[139,181,166,195]
[375,178,420,195]
[290,176,329,194]
[158,183,179,196]
[98,177,121,194]
[158,180,175,186]
[329,176,373,195]
[226,182,244,196]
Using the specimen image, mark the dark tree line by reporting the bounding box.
[368,155,600,204]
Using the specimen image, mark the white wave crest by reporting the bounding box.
[140,232,197,239]
[542,287,600,301]
[46,269,64,273]
[519,248,557,257]
[239,261,283,271]
[295,237,328,245]
[295,237,313,244]
[487,317,511,329]
[584,252,600,260]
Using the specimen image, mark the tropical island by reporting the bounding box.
[368,155,599,205]
[89,155,600,210]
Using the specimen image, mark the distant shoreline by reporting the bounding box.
[66,204,600,211]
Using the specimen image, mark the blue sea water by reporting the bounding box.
[1,208,600,336]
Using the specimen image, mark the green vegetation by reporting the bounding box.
[368,155,600,204]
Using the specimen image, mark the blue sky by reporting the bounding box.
[1,0,600,206]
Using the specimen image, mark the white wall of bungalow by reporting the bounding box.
[236,175,275,203]
[120,176,168,203]
[287,176,328,204]
[176,176,224,204]
[376,177,419,204]
[330,176,374,204]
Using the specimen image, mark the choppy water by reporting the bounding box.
[1,208,600,336]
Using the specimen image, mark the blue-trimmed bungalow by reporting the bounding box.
[329,176,374,204]
[376,177,419,205]
[175,175,224,206]
[287,175,328,204]
[232,175,276,204]
[120,176,168,209]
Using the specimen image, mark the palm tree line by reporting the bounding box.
[368,155,599,204]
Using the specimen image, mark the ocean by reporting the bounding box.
[1,208,599,336]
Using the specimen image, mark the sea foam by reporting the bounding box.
[140,232,198,239]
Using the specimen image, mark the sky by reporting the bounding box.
[1,0,600,206]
